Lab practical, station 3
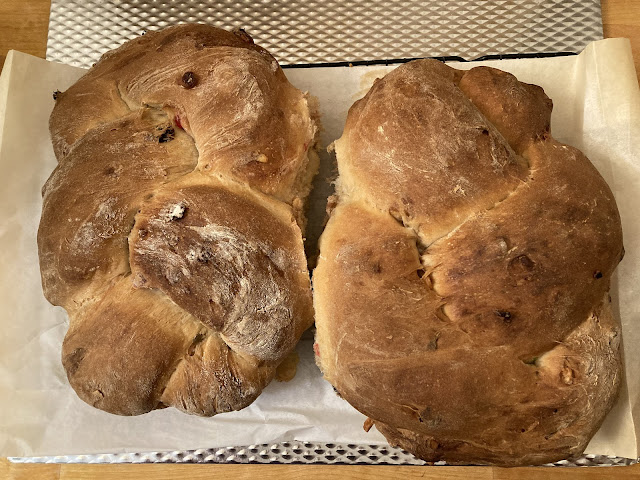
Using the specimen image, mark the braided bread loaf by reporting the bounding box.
[38,25,318,416]
[313,60,624,465]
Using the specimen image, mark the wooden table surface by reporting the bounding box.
[1,1,639,479]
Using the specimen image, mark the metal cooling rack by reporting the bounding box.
[47,0,603,68]
[10,443,638,466]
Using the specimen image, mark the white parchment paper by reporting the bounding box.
[0,38,638,459]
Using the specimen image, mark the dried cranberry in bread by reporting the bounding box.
[313,60,623,466]
[38,24,319,416]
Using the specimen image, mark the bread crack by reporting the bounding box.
[158,329,211,405]
[115,82,138,112]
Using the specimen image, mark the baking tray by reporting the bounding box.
[32,0,637,469]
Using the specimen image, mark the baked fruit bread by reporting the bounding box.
[38,24,318,416]
[313,60,624,466]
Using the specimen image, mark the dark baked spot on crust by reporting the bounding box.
[494,310,513,323]
[187,332,207,356]
[508,254,535,273]
[427,333,440,351]
[232,27,255,44]
[64,347,86,376]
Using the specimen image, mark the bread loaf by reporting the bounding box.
[313,59,624,465]
[38,24,319,416]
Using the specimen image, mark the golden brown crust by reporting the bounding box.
[49,23,318,204]
[39,24,317,416]
[39,109,198,310]
[334,60,530,245]
[129,174,313,362]
[314,60,623,466]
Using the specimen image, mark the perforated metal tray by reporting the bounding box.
[46,0,603,68]
[10,443,638,466]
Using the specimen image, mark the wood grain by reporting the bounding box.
[0,0,50,69]
[0,1,639,479]
[2,458,640,479]
[602,0,640,80]
[493,465,640,479]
